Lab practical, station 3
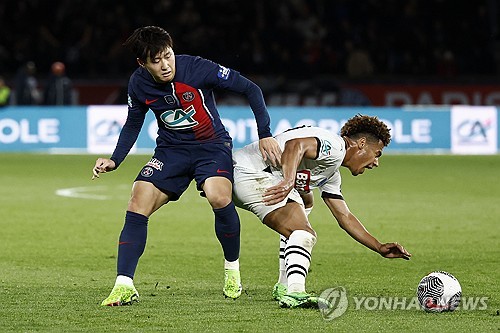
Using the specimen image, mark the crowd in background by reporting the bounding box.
[0,0,498,104]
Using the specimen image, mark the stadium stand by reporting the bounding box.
[0,0,498,105]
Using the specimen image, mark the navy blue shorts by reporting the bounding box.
[135,142,233,201]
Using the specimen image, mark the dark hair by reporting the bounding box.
[123,26,173,62]
[340,114,391,146]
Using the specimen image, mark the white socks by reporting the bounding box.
[284,230,316,293]
[278,235,288,284]
[115,275,134,287]
[277,207,313,286]
[224,258,240,270]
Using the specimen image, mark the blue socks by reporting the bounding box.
[116,204,239,278]
[213,202,240,262]
[117,211,148,278]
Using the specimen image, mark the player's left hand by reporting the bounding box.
[379,242,412,260]
[258,137,282,167]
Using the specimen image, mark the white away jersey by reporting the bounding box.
[233,126,346,196]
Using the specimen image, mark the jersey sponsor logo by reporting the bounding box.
[160,105,199,129]
[145,98,159,105]
[295,169,311,192]
[217,65,231,80]
[146,157,164,171]
[182,91,195,102]
[216,168,230,174]
[141,166,154,177]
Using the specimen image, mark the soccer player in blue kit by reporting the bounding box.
[92,26,281,306]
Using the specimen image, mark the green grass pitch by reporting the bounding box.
[0,153,498,332]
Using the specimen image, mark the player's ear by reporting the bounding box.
[137,58,145,67]
[357,137,367,149]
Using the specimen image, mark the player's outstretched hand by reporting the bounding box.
[379,242,412,260]
[262,179,294,206]
[258,137,282,167]
[92,158,116,180]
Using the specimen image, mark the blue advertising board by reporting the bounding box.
[0,106,497,154]
[220,107,452,152]
[0,106,87,151]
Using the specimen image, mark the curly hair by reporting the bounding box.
[340,114,391,147]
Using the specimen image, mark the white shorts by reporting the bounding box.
[233,166,304,221]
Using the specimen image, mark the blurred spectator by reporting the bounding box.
[436,50,458,77]
[345,40,374,78]
[43,61,73,105]
[0,0,497,84]
[0,76,11,107]
[14,61,40,105]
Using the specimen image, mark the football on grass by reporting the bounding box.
[417,271,462,312]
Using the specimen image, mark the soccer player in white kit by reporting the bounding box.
[232,114,412,308]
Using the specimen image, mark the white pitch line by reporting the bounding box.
[55,185,129,200]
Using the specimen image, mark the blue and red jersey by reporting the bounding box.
[111,55,272,167]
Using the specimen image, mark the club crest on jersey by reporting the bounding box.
[320,139,332,157]
[182,91,195,102]
[146,157,164,171]
[217,65,231,80]
[160,105,199,129]
[141,166,154,177]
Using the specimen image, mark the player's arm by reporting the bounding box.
[263,137,318,205]
[204,59,281,166]
[230,75,281,166]
[322,196,411,260]
[92,91,147,180]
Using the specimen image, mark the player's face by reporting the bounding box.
[143,47,176,83]
[348,139,384,176]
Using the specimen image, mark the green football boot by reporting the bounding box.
[101,284,139,306]
[309,295,332,309]
[272,283,288,301]
[223,269,242,299]
[279,291,321,309]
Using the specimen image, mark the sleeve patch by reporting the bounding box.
[217,65,231,80]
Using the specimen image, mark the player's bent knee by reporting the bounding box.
[263,204,316,238]
[263,217,316,238]
[207,195,232,210]
[286,225,316,238]
[127,198,154,217]
[202,178,233,209]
